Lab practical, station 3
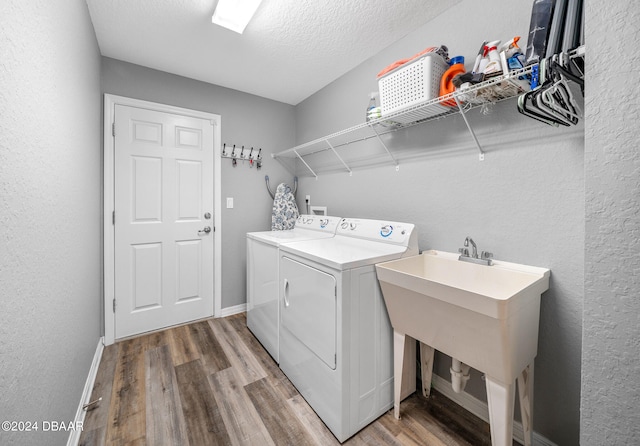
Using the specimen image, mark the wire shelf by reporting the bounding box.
[273,66,535,177]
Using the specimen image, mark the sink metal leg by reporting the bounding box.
[485,375,515,446]
[517,363,534,446]
[419,343,435,398]
[393,331,416,419]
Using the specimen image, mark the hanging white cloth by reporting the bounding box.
[271,183,299,230]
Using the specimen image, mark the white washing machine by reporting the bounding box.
[278,218,418,442]
[246,215,341,362]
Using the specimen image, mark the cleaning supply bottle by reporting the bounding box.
[482,40,502,75]
[365,92,378,122]
[500,36,525,72]
[472,40,488,73]
[439,56,465,107]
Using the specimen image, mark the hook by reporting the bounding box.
[265,175,275,199]
[249,147,254,168]
[265,175,297,199]
[231,145,238,167]
[257,148,262,160]
[222,143,227,156]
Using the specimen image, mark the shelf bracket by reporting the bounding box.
[454,96,485,161]
[325,139,353,176]
[370,124,400,170]
[294,149,318,179]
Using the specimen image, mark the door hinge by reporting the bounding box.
[112,122,115,137]
[112,211,115,225]
[112,298,116,313]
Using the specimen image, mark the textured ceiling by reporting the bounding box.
[85,0,454,105]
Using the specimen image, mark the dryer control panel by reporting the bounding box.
[337,218,416,247]
[295,214,342,233]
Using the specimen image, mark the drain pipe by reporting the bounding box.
[450,358,471,393]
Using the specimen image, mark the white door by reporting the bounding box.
[114,104,214,339]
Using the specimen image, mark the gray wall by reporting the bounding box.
[2,2,638,445]
[101,58,295,309]
[0,1,102,445]
[293,1,583,444]
[581,1,640,444]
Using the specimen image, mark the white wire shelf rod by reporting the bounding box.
[294,149,318,179]
[370,123,399,168]
[325,139,352,175]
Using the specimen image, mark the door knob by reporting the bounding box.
[198,226,212,235]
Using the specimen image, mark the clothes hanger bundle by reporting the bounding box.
[517,52,584,127]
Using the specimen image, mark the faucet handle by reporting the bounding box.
[458,247,469,257]
[481,251,493,264]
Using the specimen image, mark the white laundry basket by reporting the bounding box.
[378,52,450,123]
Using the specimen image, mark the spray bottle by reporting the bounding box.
[482,40,502,75]
[472,41,488,74]
[500,36,525,72]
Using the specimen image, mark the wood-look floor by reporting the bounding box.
[79,313,493,446]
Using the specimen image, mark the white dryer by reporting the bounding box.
[246,215,341,362]
[278,218,418,442]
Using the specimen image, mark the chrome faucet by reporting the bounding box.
[458,236,493,266]
[465,237,478,259]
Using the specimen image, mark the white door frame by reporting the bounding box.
[103,94,222,345]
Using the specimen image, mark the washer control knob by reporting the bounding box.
[341,221,349,229]
[349,222,357,230]
[380,225,393,237]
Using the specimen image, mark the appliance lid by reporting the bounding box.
[279,235,409,270]
[246,214,342,246]
[246,228,335,246]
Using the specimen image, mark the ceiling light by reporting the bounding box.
[212,0,263,34]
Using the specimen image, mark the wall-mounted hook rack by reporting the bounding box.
[222,143,265,170]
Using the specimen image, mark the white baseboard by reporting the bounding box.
[431,375,557,446]
[67,337,104,446]
[217,303,246,318]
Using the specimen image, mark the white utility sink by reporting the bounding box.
[376,250,550,446]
